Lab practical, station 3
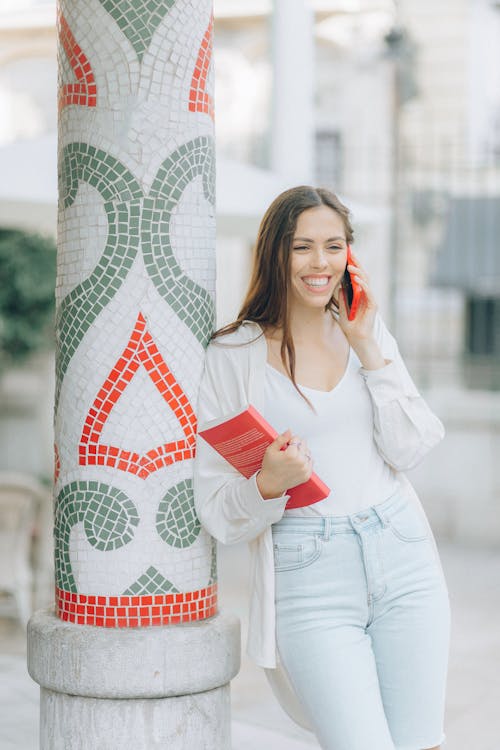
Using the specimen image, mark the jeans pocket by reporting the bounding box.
[387,501,429,543]
[272,532,322,571]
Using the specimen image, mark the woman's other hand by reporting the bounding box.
[337,251,387,370]
[256,429,313,500]
[337,250,377,341]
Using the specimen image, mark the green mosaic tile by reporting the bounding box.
[56,143,143,411]
[156,478,201,549]
[98,0,175,62]
[55,481,139,592]
[56,136,216,413]
[143,135,216,346]
[123,565,179,595]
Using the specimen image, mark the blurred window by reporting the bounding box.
[466,296,500,356]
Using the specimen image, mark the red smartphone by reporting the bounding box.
[341,245,363,321]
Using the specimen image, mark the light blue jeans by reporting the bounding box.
[271,491,451,750]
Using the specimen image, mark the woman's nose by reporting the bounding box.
[310,249,328,268]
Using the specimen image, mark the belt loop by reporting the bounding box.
[322,517,331,541]
[372,505,389,529]
[347,514,358,533]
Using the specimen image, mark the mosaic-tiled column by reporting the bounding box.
[28,2,239,747]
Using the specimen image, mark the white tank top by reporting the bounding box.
[262,347,399,516]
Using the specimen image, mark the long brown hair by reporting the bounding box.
[212,186,354,405]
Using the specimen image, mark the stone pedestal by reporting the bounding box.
[28,607,240,749]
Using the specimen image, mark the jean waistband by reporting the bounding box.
[271,490,406,539]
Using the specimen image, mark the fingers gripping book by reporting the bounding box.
[198,405,330,510]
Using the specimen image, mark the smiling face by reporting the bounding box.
[288,204,348,315]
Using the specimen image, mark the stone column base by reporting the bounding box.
[40,685,230,749]
[28,607,240,750]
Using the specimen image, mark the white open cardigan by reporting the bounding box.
[193,314,446,726]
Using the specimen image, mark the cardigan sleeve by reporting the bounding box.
[193,340,289,546]
[359,314,445,471]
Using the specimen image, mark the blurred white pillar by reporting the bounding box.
[271,0,315,184]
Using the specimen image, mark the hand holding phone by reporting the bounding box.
[341,245,364,321]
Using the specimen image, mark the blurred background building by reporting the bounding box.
[0,0,499,628]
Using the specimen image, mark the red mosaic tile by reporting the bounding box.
[54,442,61,483]
[55,584,217,628]
[79,313,197,479]
[188,14,214,121]
[58,13,97,111]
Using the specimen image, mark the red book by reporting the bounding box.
[198,404,330,510]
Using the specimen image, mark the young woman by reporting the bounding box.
[193,186,450,750]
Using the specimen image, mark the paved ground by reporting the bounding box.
[1,538,500,749]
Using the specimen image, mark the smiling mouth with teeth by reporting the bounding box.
[302,277,330,287]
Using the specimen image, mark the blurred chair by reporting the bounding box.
[0,473,51,628]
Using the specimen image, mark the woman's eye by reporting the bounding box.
[292,245,343,252]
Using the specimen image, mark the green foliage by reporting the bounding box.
[0,228,56,370]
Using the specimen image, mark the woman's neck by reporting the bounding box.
[288,306,335,344]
